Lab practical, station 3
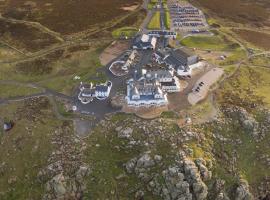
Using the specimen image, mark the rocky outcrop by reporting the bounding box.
[213,179,230,200]
[223,106,259,136]
[195,158,212,181]
[38,125,90,199]
[235,179,254,200]
[125,151,210,200]
[116,127,133,139]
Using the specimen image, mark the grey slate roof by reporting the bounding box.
[145,70,173,80]
[95,85,108,92]
[163,48,197,71]
[129,79,164,98]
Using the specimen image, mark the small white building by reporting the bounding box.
[78,81,112,104]
[78,83,95,104]
[95,81,112,100]
[133,34,157,50]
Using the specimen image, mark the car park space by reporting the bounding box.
[167,0,208,32]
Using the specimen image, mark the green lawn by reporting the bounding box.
[220,48,246,66]
[147,2,156,9]
[112,27,138,39]
[148,11,161,29]
[165,11,170,29]
[180,35,236,51]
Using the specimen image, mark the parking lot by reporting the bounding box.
[167,0,208,32]
[188,67,224,105]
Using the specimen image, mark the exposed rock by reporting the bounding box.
[154,155,162,163]
[216,192,231,200]
[125,151,209,200]
[46,173,67,198]
[222,106,259,138]
[76,165,90,182]
[136,153,155,169]
[117,127,133,139]
[8,176,17,184]
[195,158,212,181]
[135,190,145,199]
[39,125,89,199]
[235,179,254,200]
[125,157,137,173]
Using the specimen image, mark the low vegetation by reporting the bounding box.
[0,84,42,98]
[249,55,270,67]
[0,19,60,52]
[218,66,270,109]
[164,11,170,29]
[191,0,270,27]
[112,27,138,39]
[180,35,238,51]
[0,38,110,95]
[232,29,270,50]
[219,48,246,66]
[0,98,60,199]
[1,0,142,34]
[147,11,161,30]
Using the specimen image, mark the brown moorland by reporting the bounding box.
[190,0,270,27]
[232,29,270,50]
[0,19,60,52]
[1,0,142,35]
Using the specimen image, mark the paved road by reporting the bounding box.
[74,49,153,120]
[159,0,166,30]
[140,9,154,33]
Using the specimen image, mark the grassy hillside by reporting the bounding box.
[191,0,270,27]
[1,0,142,34]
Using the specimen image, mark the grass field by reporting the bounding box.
[112,27,138,39]
[220,48,246,66]
[218,66,270,109]
[0,38,111,95]
[180,35,237,51]
[147,11,161,30]
[165,11,170,29]
[0,84,42,98]
[147,2,156,9]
